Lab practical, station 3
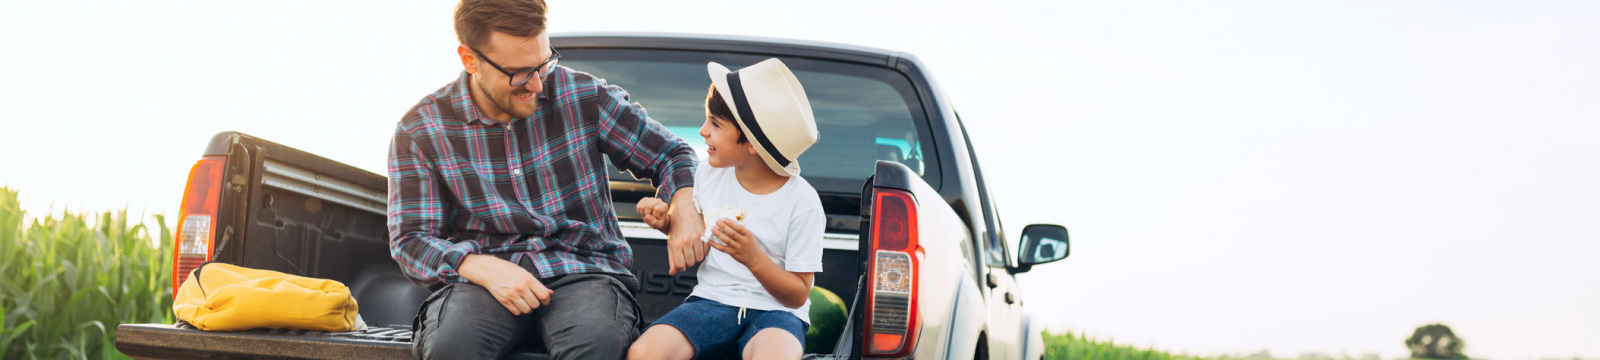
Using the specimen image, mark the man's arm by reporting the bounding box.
[387,126,475,285]
[590,78,697,201]
[665,187,706,275]
[590,79,706,273]
[388,126,550,315]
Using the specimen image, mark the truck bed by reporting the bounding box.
[116,323,421,360]
[119,132,862,360]
[117,222,862,360]
[116,323,842,360]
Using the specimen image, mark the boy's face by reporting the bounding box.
[698,110,757,168]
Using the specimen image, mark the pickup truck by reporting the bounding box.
[114,33,1071,360]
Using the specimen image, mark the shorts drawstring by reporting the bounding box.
[737,307,747,325]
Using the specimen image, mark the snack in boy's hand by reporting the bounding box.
[700,205,746,244]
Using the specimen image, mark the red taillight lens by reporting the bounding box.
[863,188,920,357]
[172,156,224,301]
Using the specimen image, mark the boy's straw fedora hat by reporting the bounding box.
[708,58,820,177]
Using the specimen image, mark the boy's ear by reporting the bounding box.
[745,142,759,156]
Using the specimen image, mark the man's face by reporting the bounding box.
[468,32,553,120]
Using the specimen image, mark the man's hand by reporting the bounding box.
[636,197,671,233]
[458,254,552,316]
[707,218,767,266]
[664,187,707,275]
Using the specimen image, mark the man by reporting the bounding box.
[386,0,710,358]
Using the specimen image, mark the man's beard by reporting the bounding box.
[477,79,538,119]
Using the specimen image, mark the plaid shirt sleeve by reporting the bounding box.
[387,124,475,286]
[591,78,698,202]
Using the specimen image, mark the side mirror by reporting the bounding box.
[1013,224,1069,274]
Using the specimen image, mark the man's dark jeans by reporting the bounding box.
[411,262,641,360]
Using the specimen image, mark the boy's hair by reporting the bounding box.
[707,85,748,144]
[455,0,547,51]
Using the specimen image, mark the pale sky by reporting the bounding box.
[2,1,1597,359]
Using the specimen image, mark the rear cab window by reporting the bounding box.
[562,49,940,232]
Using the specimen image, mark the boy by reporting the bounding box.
[627,58,825,360]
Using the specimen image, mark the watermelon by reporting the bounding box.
[806,286,849,353]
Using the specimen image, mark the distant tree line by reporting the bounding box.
[1406,324,1466,360]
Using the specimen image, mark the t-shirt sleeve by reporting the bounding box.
[784,194,826,273]
[692,165,709,214]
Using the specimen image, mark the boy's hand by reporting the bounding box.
[636,197,671,233]
[707,218,767,267]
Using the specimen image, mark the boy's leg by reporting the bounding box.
[741,328,803,360]
[411,284,537,360]
[535,274,642,360]
[628,325,696,360]
[644,296,747,360]
[735,311,807,360]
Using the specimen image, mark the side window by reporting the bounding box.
[989,198,1012,267]
[960,113,1008,269]
[974,162,1008,268]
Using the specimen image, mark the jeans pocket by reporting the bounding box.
[610,278,642,334]
[412,285,454,353]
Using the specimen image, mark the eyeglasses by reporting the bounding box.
[470,46,561,87]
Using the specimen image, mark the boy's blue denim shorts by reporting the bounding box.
[651,296,808,360]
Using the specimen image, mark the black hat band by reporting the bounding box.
[726,71,791,168]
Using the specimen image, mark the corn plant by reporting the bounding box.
[0,187,175,359]
[1044,330,1231,360]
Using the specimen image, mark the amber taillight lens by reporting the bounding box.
[863,188,920,357]
[171,156,224,301]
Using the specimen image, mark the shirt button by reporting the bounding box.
[513,169,522,175]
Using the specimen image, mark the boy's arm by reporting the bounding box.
[707,219,815,308]
[751,264,814,309]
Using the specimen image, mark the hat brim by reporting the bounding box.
[707,62,803,176]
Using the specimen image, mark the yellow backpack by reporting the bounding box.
[173,262,362,332]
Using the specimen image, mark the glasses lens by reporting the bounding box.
[541,59,559,77]
[510,70,536,87]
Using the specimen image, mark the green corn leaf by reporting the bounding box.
[2,187,173,358]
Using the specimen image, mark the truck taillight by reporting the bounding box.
[863,188,920,357]
[172,156,224,301]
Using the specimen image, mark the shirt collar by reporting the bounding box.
[453,69,560,126]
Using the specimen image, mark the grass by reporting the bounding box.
[0,187,175,359]
[1045,330,1223,360]
[1043,332,1425,360]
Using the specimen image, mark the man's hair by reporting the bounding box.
[707,85,748,144]
[454,0,547,51]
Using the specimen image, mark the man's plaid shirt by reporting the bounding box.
[387,68,697,290]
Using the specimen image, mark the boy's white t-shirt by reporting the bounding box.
[690,165,826,323]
